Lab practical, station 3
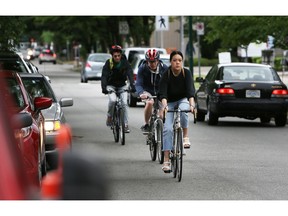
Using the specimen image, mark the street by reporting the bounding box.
[36,61,288,201]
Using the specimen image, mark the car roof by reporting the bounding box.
[218,62,272,68]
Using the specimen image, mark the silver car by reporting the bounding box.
[19,73,73,167]
[81,53,111,83]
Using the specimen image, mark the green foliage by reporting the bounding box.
[0,17,25,51]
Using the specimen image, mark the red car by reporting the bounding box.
[0,70,52,187]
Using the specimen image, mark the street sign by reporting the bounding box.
[119,21,129,35]
[196,22,204,35]
[155,16,169,31]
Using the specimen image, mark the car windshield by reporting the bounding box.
[88,54,110,62]
[221,66,278,81]
[22,77,56,102]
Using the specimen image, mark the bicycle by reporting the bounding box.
[108,89,127,145]
[164,104,196,182]
[144,96,164,163]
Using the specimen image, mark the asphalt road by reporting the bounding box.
[32,62,288,215]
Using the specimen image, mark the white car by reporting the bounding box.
[127,53,170,107]
[123,47,167,63]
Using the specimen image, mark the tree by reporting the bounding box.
[0,17,25,52]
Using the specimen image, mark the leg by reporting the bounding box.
[179,99,190,148]
[106,86,117,126]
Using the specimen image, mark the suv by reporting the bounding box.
[123,47,167,63]
[39,49,57,64]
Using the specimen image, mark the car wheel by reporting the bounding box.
[206,102,218,125]
[53,61,56,64]
[196,110,205,122]
[39,61,42,64]
[128,92,137,107]
[274,113,287,127]
[260,117,271,124]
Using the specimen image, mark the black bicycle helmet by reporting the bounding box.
[110,45,122,54]
[145,49,160,61]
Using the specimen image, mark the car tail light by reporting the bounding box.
[39,53,43,58]
[271,89,288,98]
[216,88,235,95]
[53,53,57,58]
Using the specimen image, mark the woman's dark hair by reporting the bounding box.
[170,50,183,62]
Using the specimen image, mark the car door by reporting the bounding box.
[196,65,219,111]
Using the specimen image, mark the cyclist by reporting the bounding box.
[101,45,136,133]
[158,50,196,173]
[135,49,168,134]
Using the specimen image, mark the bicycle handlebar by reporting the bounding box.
[164,108,197,124]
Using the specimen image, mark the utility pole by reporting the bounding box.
[188,16,193,77]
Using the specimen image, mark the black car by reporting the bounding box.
[0,52,32,73]
[195,62,288,126]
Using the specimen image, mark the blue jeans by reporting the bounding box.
[163,98,189,151]
[106,85,129,125]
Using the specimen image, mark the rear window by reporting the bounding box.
[42,50,54,55]
[221,66,277,81]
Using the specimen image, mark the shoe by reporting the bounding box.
[183,137,191,149]
[124,124,130,133]
[141,124,150,135]
[162,161,171,173]
[106,116,112,127]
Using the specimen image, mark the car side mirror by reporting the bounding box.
[195,77,204,82]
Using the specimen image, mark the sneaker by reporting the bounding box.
[106,116,112,127]
[183,137,191,149]
[141,124,150,135]
[124,124,130,133]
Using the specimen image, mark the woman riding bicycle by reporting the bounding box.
[135,49,168,134]
[101,45,136,133]
[158,50,196,173]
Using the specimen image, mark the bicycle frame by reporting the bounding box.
[167,106,191,182]
[144,96,164,163]
[108,89,126,145]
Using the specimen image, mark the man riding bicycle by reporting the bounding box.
[135,49,168,134]
[101,45,136,133]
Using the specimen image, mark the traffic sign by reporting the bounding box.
[196,22,204,35]
[155,16,169,31]
[119,21,129,35]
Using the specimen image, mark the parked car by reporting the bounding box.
[195,62,288,126]
[123,47,167,63]
[127,53,170,107]
[0,78,37,199]
[39,49,57,64]
[0,70,52,187]
[25,60,39,73]
[81,53,111,83]
[0,52,33,73]
[20,73,73,169]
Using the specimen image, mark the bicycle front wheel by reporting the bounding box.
[176,129,183,182]
[155,119,164,164]
[112,109,119,143]
[118,108,125,145]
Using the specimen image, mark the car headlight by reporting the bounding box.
[45,120,61,131]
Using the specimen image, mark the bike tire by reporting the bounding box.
[156,119,164,164]
[172,130,177,178]
[112,110,119,143]
[176,129,183,182]
[119,108,125,145]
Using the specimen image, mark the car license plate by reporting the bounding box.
[246,90,260,98]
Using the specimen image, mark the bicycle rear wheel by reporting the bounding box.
[171,131,177,178]
[112,109,119,143]
[156,119,164,164]
[176,129,183,182]
[119,108,125,145]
